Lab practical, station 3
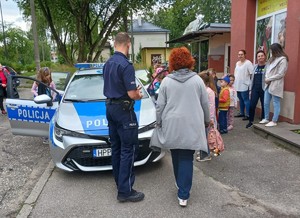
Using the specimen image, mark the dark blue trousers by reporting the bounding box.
[249,86,265,122]
[237,90,250,117]
[106,103,138,198]
[171,149,195,200]
[218,110,228,133]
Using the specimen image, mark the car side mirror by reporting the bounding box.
[34,94,53,106]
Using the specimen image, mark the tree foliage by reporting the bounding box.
[0,26,35,65]
[145,0,231,41]
[15,0,156,65]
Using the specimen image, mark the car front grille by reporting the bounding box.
[63,140,152,170]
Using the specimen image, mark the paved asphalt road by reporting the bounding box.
[0,108,50,218]
[16,115,300,218]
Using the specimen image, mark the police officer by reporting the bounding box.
[103,32,144,202]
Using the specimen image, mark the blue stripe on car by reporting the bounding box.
[49,116,57,146]
[7,105,56,123]
[72,100,141,135]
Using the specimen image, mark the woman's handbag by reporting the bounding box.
[207,127,225,156]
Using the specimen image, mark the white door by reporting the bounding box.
[224,43,231,75]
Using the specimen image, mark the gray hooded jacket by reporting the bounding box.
[150,68,210,151]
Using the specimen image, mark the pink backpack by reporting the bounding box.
[207,127,225,155]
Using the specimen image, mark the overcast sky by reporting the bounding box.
[1,0,29,31]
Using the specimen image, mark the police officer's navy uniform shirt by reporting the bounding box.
[103,51,136,99]
[253,65,265,89]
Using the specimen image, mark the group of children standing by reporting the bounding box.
[198,68,237,135]
[196,68,237,161]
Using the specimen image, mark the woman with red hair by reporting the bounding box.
[150,47,211,207]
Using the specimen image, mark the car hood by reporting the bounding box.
[55,99,155,136]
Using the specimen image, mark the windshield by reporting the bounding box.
[135,69,150,85]
[63,74,148,101]
[52,72,69,91]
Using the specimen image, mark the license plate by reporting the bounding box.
[93,148,112,157]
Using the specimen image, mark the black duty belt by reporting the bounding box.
[106,98,132,104]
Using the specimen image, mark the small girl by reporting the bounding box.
[31,67,56,144]
[31,67,56,100]
[196,70,218,162]
[227,74,238,130]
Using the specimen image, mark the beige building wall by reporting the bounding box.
[131,33,169,59]
[100,47,111,62]
[209,33,230,55]
[141,48,172,68]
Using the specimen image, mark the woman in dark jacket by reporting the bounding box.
[0,64,8,114]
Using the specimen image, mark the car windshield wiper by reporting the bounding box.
[63,98,104,102]
[84,99,105,102]
[63,98,87,102]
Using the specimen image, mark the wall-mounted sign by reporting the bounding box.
[257,0,287,17]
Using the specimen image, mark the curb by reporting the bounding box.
[253,123,300,154]
[17,161,55,218]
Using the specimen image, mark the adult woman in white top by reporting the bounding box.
[234,50,253,120]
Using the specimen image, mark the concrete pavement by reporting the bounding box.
[17,116,300,218]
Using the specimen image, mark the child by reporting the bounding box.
[218,76,231,134]
[31,67,56,144]
[207,68,220,121]
[153,71,165,93]
[148,67,168,102]
[31,67,57,100]
[227,74,237,130]
[196,71,217,162]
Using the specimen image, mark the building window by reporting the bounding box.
[151,54,162,66]
[255,0,287,57]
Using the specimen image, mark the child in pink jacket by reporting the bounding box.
[196,71,218,161]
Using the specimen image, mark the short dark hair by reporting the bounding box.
[239,49,246,55]
[256,50,266,58]
[114,32,130,45]
[228,74,235,79]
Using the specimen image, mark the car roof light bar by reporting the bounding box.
[74,63,105,69]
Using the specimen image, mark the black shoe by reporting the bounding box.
[234,114,244,118]
[220,130,228,134]
[117,190,145,202]
[242,116,249,120]
[246,122,253,128]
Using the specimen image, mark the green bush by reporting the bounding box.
[51,64,76,74]
[24,63,36,72]
[58,55,65,64]
[40,61,53,68]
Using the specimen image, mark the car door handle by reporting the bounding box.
[6,104,19,109]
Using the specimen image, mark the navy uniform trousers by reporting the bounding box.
[106,102,138,198]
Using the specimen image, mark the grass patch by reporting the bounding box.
[292,129,300,134]
[21,71,36,77]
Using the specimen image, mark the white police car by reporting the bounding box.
[5,63,164,172]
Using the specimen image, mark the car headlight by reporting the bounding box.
[54,123,110,143]
[54,125,70,142]
[138,121,156,134]
[54,124,84,142]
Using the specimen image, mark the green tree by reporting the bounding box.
[135,43,142,63]
[16,0,156,65]
[0,26,35,65]
[145,0,231,41]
